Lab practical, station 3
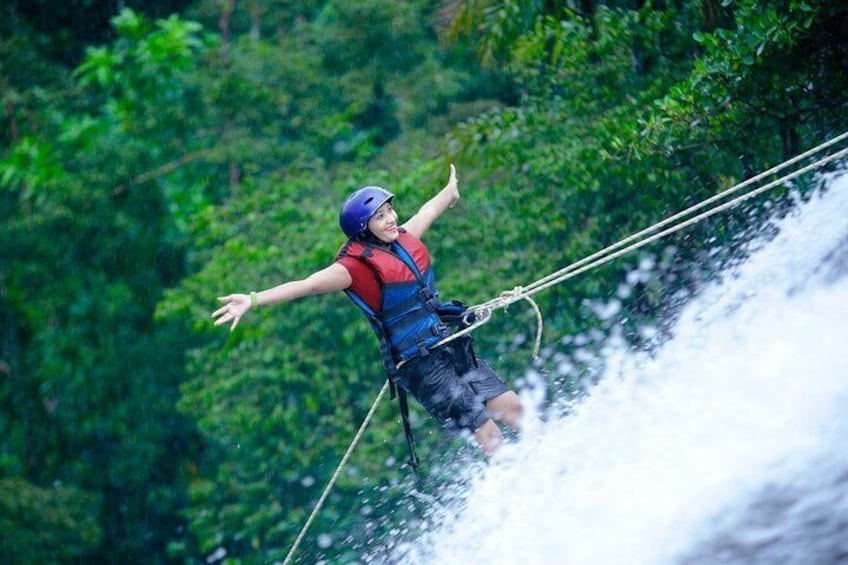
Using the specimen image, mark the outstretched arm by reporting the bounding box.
[212,263,352,331]
[402,163,460,239]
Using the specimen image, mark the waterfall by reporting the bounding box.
[389,171,848,565]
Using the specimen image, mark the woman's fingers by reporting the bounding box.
[212,293,247,331]
[212,296,233,317]
[212,309,242,330]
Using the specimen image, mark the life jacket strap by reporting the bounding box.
[391,381,422,487]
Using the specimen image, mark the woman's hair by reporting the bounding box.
[355,228,390,248]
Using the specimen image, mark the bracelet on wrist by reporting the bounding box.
[250,291,258,309]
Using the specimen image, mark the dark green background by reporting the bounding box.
[2,1,846,562]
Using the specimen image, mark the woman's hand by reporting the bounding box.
[402,163,462,239]
[212,293,252,331]
[446,163,460,208]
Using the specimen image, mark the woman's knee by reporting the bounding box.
[486,391,523,427]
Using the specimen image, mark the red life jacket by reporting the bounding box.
[336,230,448,372]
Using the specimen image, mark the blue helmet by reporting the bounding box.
[339,186,394,238]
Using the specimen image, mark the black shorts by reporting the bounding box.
[395,346,510,433]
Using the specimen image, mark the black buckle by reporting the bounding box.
[419,288,440,311]
[431,321,449,337]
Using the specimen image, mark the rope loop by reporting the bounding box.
[464,304,492,327]
[521,295,543,360]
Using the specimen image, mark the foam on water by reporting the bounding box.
[396,172,848,565]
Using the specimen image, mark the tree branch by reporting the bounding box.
[113,149,210,195]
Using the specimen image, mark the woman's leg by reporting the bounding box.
[473,419,505,455]
[472,391,524,455]
[485,390,524,428]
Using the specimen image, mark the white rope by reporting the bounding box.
[514,129,848,300]
[282,131,847,564]
[445,135,848,350]
[282,380,390,565]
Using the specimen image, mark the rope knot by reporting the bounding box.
[503,285,524,297]
[499,286,525,303]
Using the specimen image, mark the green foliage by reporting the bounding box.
[3,0,196,65]
[3,0,848,564]
[442,0,848,377]
[1,7,208,561]
[442,0,571,67]
[644,0,848,160]
[0,477,102,563]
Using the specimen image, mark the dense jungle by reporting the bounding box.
[2,1,847,563]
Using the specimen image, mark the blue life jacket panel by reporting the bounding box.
[336,230,448,369]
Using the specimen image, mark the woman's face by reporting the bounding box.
[367,201,399,243]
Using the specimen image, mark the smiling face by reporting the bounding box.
[367,201,399,243]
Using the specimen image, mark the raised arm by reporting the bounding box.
[212,262,352,331]
[402,163,460,239]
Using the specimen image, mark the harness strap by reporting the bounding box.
[391,380,423,488]
[379,286,439,319]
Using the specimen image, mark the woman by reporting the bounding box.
[212,164,523,454]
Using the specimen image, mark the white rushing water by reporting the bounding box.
[392,171,848,565]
